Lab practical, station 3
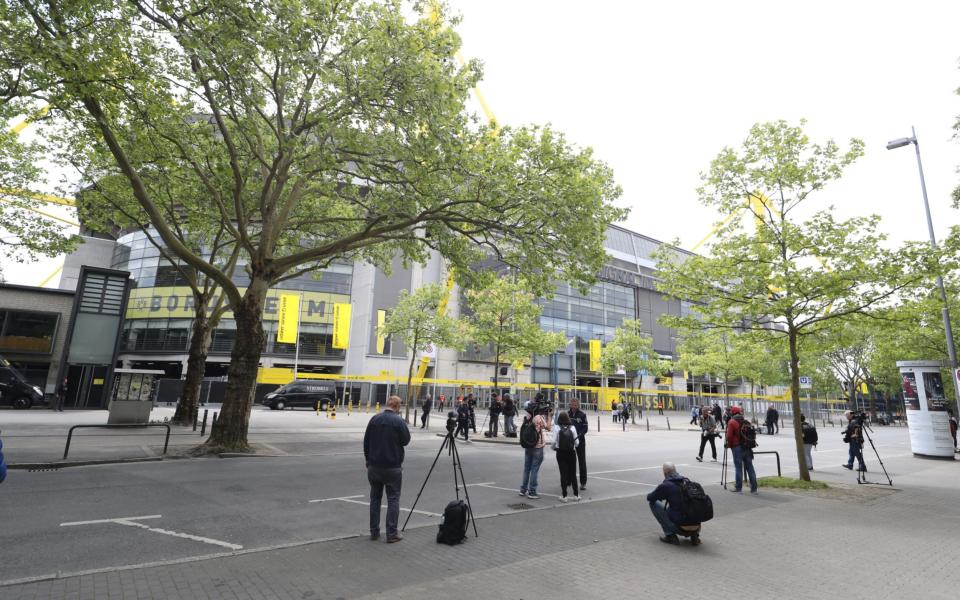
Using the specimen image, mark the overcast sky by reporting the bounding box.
[5,0,960,286]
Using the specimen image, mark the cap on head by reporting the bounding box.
[731,406,742,415]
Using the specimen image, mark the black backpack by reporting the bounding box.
[519,417,539,448]
[437,500,469,545]
[677,477,714,523]
[801,421,818,444]
[557,425,575,451]
[736,416,758,450]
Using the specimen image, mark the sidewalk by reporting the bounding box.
[5,457,958,600]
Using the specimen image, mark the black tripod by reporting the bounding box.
[720,443,729,489]
[402,421,479,536]
[856,420,893,486]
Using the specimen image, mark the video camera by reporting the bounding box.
[446,411,457,433]
[531,393,553,416]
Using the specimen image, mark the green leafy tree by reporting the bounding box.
[380,283,468,422]
[0,0,625,450]
[675,328,746,404]
[601,319,668,402]
[656,120,935,481]
[464,278,565,390]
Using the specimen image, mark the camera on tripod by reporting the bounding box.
[531,393,554,416]
[446,411,457,433]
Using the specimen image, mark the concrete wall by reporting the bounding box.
[59,236,117,291]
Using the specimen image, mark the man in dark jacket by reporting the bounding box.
[487,393,502,437]
[712,403,722,424]
[454,397,471,442]
[467,393,477,432]
[502,393,517,436]
[568,398,589,489]
[725,406,757,493]
[771,407,780,434]
[363,395,411,543]
[765,405,776,435]
[646,462,698,545]
[420,395,432,429]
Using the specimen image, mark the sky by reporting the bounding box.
[5,0,960,286]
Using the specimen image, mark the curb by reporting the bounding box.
[8,456,164,470]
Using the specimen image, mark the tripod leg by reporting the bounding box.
[451,438,479,538]
[402,433,450,531]
[721,445,728,488]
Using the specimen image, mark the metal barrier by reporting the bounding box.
[63,423,172,460]
[752,450,781,477]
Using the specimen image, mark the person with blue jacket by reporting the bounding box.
[363,395,410,543]
[646,462,698,545]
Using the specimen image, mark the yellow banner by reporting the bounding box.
[376,309,387,354]
[332,303,352,349]
[589,339,602,372]
[277,294,300,344]
[125,286,349,323]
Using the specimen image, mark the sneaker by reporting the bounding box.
[842,464,853,470]
[695,456,703,462]
[729,488,742,493]
[518,491,527,497]
[580,484,586,490]
[370,532,380,541]
[690,534,701,546]
[386,534,403,543]
[808,467,814,471]
[560,496,568,503]
[526,492,541,499]
[710,458,717,462]
[659,534,679,545]
[750,489,758,495]
[573,495,581,502]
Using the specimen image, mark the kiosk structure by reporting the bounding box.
[896,361,955,459]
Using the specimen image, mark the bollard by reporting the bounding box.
[646,418,650,431]
[414,409,418,425]
[211,411,218,435]
[375,401,380,413]
[347,393,352,415]
[597,415,600,432]
[193,409,199,432]
[200,409,209,436]
[666,417,671,431]
[330,401,336,420]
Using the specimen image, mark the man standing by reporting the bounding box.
[949,409,958,451]
[519,402,552,499]
[800,414,818,470]
[765,405,776,435]
[502,393,517,436]
[454,397,471,442]
[487,393,502,437]
[771,406,780,434]
[842,410,866,472]
[725,406,757,494]
[568,397,589,490]
[467,393,477,433]
[647,462,699,545]
[363,395,411,543]
[690,405,699,425]
[696,407,718,462]
[420,395,432,429]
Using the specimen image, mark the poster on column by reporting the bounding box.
[901,372,920,411]
[922,372,947,411]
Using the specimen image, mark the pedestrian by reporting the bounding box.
[657,398,664,416]
[621,402,630,425]
[696,407,718,462]
[613,401,620,423]
[721,406,731,427]
[502,393,517,436]
[487,393,502,437]
[0,430,7,484]
[647,462,700,545]
[454,397,471,443]
[771,406,780,434]
[438,395,445,412]
[552,411,580,502]
[724,406,757,494]
[420,395,432,429]
[689,405,699,425]
[949,409,958,451]
[568,397,589,490]
[841,410,866,472]
[362,395,410,543]
[467,393,477,433]
[518,402,552,499]
[712,402,722,424]
[800,414,818,470]
[56,376,68,411]
[765,405,776,435]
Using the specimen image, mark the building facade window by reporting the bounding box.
[0,309,59,354]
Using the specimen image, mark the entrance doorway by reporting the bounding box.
[64,364,110,408]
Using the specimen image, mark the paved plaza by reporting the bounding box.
[1,407,958,599]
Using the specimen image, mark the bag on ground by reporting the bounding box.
[677,477,713,523]
[437,499,469,545]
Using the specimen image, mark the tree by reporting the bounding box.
[464,278,565,391]
[656,120,935,481]
[600,319,668,403]
[380,283,468,422]
[0,0,625,450]
[676,328,741,404]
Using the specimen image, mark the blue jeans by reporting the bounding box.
[367,466,402,537]
[649,500,679,535]
[520,447,544,493]
[732,445,757,492]
[847,440,865,469]
[504,415,516,434]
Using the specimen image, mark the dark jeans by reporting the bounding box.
[556,450,579,497]
[575,435,587,485]
[732,445,757,492]
[847,440,865,469]
[420,410,430,428]
[367,466,402,537]
[455,421,469,441]
[488,414,499,436]
[469,410,476,432]
[649,500,679,536]
[698,433,717,459]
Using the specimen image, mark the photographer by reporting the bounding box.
[696,407,718,462]
[487,393,502,438]
[518,395,553,499]
[454,397,471,443]
[467,393,477,433]
[842,410,867,472]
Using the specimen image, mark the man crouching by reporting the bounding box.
[646,462,701,546]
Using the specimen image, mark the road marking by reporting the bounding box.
[308,495,364,503]
[464,481,497,487]
[475,483,562,499]
[589,476,656,487]
[592,465,688,475]
[60,515,243,550]
[329,497,442,518]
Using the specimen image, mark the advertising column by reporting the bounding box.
[896,361,954,459]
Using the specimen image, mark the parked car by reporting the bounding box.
[0,356,45,409]
[261,380,336,411]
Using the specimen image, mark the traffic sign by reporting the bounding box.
[799,376,812,390]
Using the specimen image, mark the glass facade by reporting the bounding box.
[0,309,59,354]
[112,229,350,359]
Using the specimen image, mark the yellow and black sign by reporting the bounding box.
[589,339,602,372]
[332,303,351,349]
[126,286,349,324]
[277,294,300,344]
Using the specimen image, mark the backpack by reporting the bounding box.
[736,416,758,449]
[557,425,575,451]
[801,421,818,444]
[519,416,540,449]
[676,478,713,523]
[436,500,469,545]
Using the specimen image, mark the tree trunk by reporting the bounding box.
[171,306,213,426]
[848,379,858,412]
[206,281,268,451]
[493,342,501,391]
[405,332,418,423]
[788,327,810,481]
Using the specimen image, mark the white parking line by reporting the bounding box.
[60,515,243,550]
[589,476,655,487]
[475,483,562,499]
[592,465,688,475]
[329,497,443,518]
[308,495,365,504]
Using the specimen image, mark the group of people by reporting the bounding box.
[420,392,522,440]
[517,395,589,501]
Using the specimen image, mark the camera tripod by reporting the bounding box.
[855,420,893,486]
[401,424,479,536]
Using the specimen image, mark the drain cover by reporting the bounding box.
[507,503,534,510]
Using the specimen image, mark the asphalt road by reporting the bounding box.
[0,419,913,584]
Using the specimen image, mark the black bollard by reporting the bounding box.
[193,408,199,432]
[597,415,600,432]
[666,417,671,431]
[646,418,650,431]
[200,409,209,436]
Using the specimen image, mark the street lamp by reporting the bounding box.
[887,126,960,413]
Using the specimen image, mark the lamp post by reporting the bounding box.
[887,127,960,414]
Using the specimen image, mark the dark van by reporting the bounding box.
[261,380,336,411]
[0,356,45,409]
